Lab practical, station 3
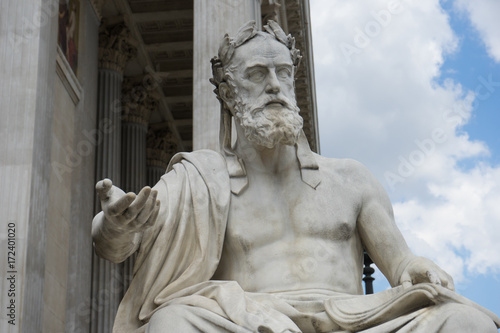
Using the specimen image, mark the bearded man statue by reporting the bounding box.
[92,20,500,333]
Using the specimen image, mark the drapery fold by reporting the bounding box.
[113,150,231,332]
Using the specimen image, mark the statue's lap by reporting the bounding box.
[146,283,497,333]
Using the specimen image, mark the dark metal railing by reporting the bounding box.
[363,252,375,294]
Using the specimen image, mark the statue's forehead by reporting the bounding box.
[230,37,292,68]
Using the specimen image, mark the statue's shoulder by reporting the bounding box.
[314,153,380,189]
[183,149,225,162]
[315,153,370,175]
[168,149,227,172]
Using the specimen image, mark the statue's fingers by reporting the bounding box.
[440,272,455,291]
[426,270,441,285]
[96,179,113,201]
[108,192,136,216]
[131,206,154,229]
[125,186,151,219]
[400,271,413,289]
[447,278,455,291]
[145,200,161,228]
[132,192,158,227]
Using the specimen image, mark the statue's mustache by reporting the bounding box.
[251,95,298,114]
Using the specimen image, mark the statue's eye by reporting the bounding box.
[277,67,292,79]
[247,69,266,82]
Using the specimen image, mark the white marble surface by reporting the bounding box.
[93,21,500,333]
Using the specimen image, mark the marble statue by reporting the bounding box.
[92,21,500,333]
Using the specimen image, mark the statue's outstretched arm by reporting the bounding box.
[91,178,160,263]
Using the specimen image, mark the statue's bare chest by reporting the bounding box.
[226,175,361,249]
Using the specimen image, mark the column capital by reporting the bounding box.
[98,20,137,73]
[121,78,159,126]
[262,0,282,27]
[146,128,178,169]
[90,0,104,21]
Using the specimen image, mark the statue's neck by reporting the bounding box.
[224,124,320,194]
[234,136,298,175]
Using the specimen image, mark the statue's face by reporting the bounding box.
[225,36,303,148]
[230,36,296,105]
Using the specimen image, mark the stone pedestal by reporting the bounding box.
[192,0,261,150]
[90,21,136,333]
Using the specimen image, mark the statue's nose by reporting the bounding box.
[265,71,281,94]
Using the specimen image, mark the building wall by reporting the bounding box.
[0,0,58,331]
[41,1,100,332]
[2,1,102,332]
[42,67,75,333]
[64,2,100,332]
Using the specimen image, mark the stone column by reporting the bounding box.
[121,78,157,193]
[192,0,261,150]
[91,20,136,333]
[120,78,157,292]
[146,128,178,185]
[0,1,58,332]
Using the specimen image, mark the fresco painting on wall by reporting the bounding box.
[58,0,80,75]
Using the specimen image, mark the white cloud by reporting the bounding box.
[310,0,500,285]
[394,164,500,282]
[455,0,500,62]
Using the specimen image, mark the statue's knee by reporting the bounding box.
[441,304,497,333]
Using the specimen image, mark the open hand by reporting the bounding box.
[96,179,160,233]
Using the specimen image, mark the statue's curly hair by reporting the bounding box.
[210,20,302,105]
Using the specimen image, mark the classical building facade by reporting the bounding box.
[0,0,318,332]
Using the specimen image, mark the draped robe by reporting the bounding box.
[109,150,500,333]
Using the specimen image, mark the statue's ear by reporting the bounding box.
[219,82,235,115]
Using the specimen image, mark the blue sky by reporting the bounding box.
[440,0,500,169]
[311,0,500,318]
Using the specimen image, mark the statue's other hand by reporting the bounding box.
[399,256,455,291]
[96,179,160,233]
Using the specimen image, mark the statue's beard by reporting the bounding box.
[232,95,303,149]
